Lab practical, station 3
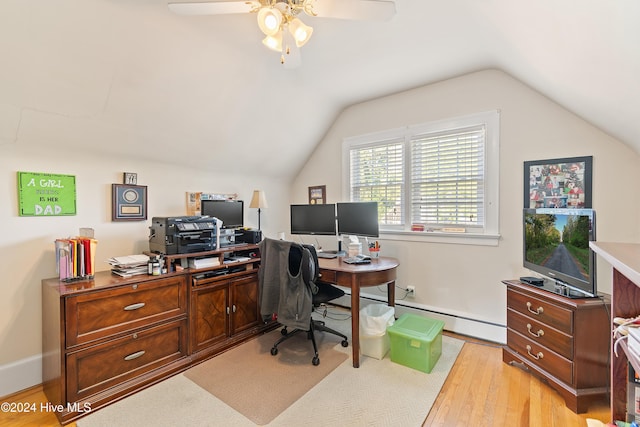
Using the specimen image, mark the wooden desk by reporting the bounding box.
[318,256,399,368]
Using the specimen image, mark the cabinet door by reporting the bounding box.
[192,282,229,352]
[230,274,260,335]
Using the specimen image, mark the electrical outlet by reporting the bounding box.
[407,285,415,297]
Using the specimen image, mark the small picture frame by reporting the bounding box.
[524,156,592,209]
[112,184,147,221]
[123,172,137,185]
[308,185,326,205]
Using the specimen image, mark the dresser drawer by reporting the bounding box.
[507,329,573,385]
[66,318,188,401]
[507,308,573,359]
[507,288,573,335]
[65,275,187,347]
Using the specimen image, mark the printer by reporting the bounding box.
[149,216,220,255]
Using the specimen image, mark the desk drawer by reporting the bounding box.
[66,275,188,347]
[507,329,573,385]
[66,318,188,401]
[507,288,573,335]
[507,308,573,359]
[319,269,336,284]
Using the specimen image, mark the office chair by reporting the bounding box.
[259,238,348,366]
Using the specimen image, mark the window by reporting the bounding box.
[343,111,500,244]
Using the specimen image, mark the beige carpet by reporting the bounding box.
[77,311,464,427]
[184,328,348,425]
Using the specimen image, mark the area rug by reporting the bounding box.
[77,313,464,427]
[184,328,348,425]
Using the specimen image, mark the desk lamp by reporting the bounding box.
[249,190,268,230]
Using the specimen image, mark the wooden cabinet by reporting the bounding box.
[190,271,261,360]
[589,242,640,422]
[42,244,272,424]
[502,280,610,413]
[43,274,190,423]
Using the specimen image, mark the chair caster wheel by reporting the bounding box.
[271,347,278,356]
[312,356,320,366]
[341,340,349,347]
[281,328,288,336]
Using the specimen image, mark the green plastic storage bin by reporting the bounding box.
[387,313,445,373]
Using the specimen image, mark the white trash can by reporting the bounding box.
[359,304,395,359]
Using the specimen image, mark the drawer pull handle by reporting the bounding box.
[526,302,544,315]
[124,302,146,311]
[124,350,145,361]
[526,345,543,360]
[526,323,544,338]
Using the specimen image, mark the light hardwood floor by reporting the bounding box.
[424,333,610,426]
[0,334,610,427]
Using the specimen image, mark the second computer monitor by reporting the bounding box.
[290,204,337,235]
[337,202,379,237]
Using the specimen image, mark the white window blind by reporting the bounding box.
[349,141,404,225]
[410,126,485,228]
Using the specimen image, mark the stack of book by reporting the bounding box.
[108,254,150,278]
[55,237,98,281]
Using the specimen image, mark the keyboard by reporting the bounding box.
[343,256,371,264]
[317,252,338,259]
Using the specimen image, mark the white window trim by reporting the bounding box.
[342,110,501,246]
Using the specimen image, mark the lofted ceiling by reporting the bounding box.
[1,0,639,178]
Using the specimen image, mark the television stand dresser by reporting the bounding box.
[502,280,610,413]
[42,244,275,424]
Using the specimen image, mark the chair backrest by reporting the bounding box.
[288,243,319,295]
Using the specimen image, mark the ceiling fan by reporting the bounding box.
[168,0,396,67]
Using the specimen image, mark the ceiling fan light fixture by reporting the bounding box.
[288,17,313,47]
[257,7,283,36]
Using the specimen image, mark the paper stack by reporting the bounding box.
[109,254,150,278]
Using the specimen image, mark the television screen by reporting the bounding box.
[201,200,244,229]
[337,202,379,238]
[290,204,336,235]
[523,208,596,298]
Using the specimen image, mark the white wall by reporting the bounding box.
[292,69,640,341]
[0,145,290,396]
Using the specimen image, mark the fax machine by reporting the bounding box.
[149,216,220,255]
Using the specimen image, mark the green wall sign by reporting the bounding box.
[17,172,77,216]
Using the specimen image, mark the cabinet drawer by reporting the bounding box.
[66,275,187,347]
[66,318,188,401]
[507,308,573,359]
[507,288,573,335]
[507,329,573,385]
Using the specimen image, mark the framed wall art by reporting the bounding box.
[308,185,326,205]
[112,184,147,221]
[17,171,77,216]
[524,156,592,209]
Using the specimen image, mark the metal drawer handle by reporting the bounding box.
[526,323,544,338]
[526,345,543,360]
[124,350,145,361]
[124,302,146,311]
[526,302,544,315]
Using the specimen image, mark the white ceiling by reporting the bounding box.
[2,0,639,178]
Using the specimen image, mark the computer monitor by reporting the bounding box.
[337,202,379,238]
[290,204,336,235]
[200,199,244,229]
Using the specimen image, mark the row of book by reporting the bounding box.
[55,237,98,281]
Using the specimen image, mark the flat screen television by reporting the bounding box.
[523,208,596,298]
[290,204,336,235]
[201,199,244,229]
[337,202,379,238]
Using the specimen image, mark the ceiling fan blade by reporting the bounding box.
[168,1,255,16]
[312,0,396,22]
